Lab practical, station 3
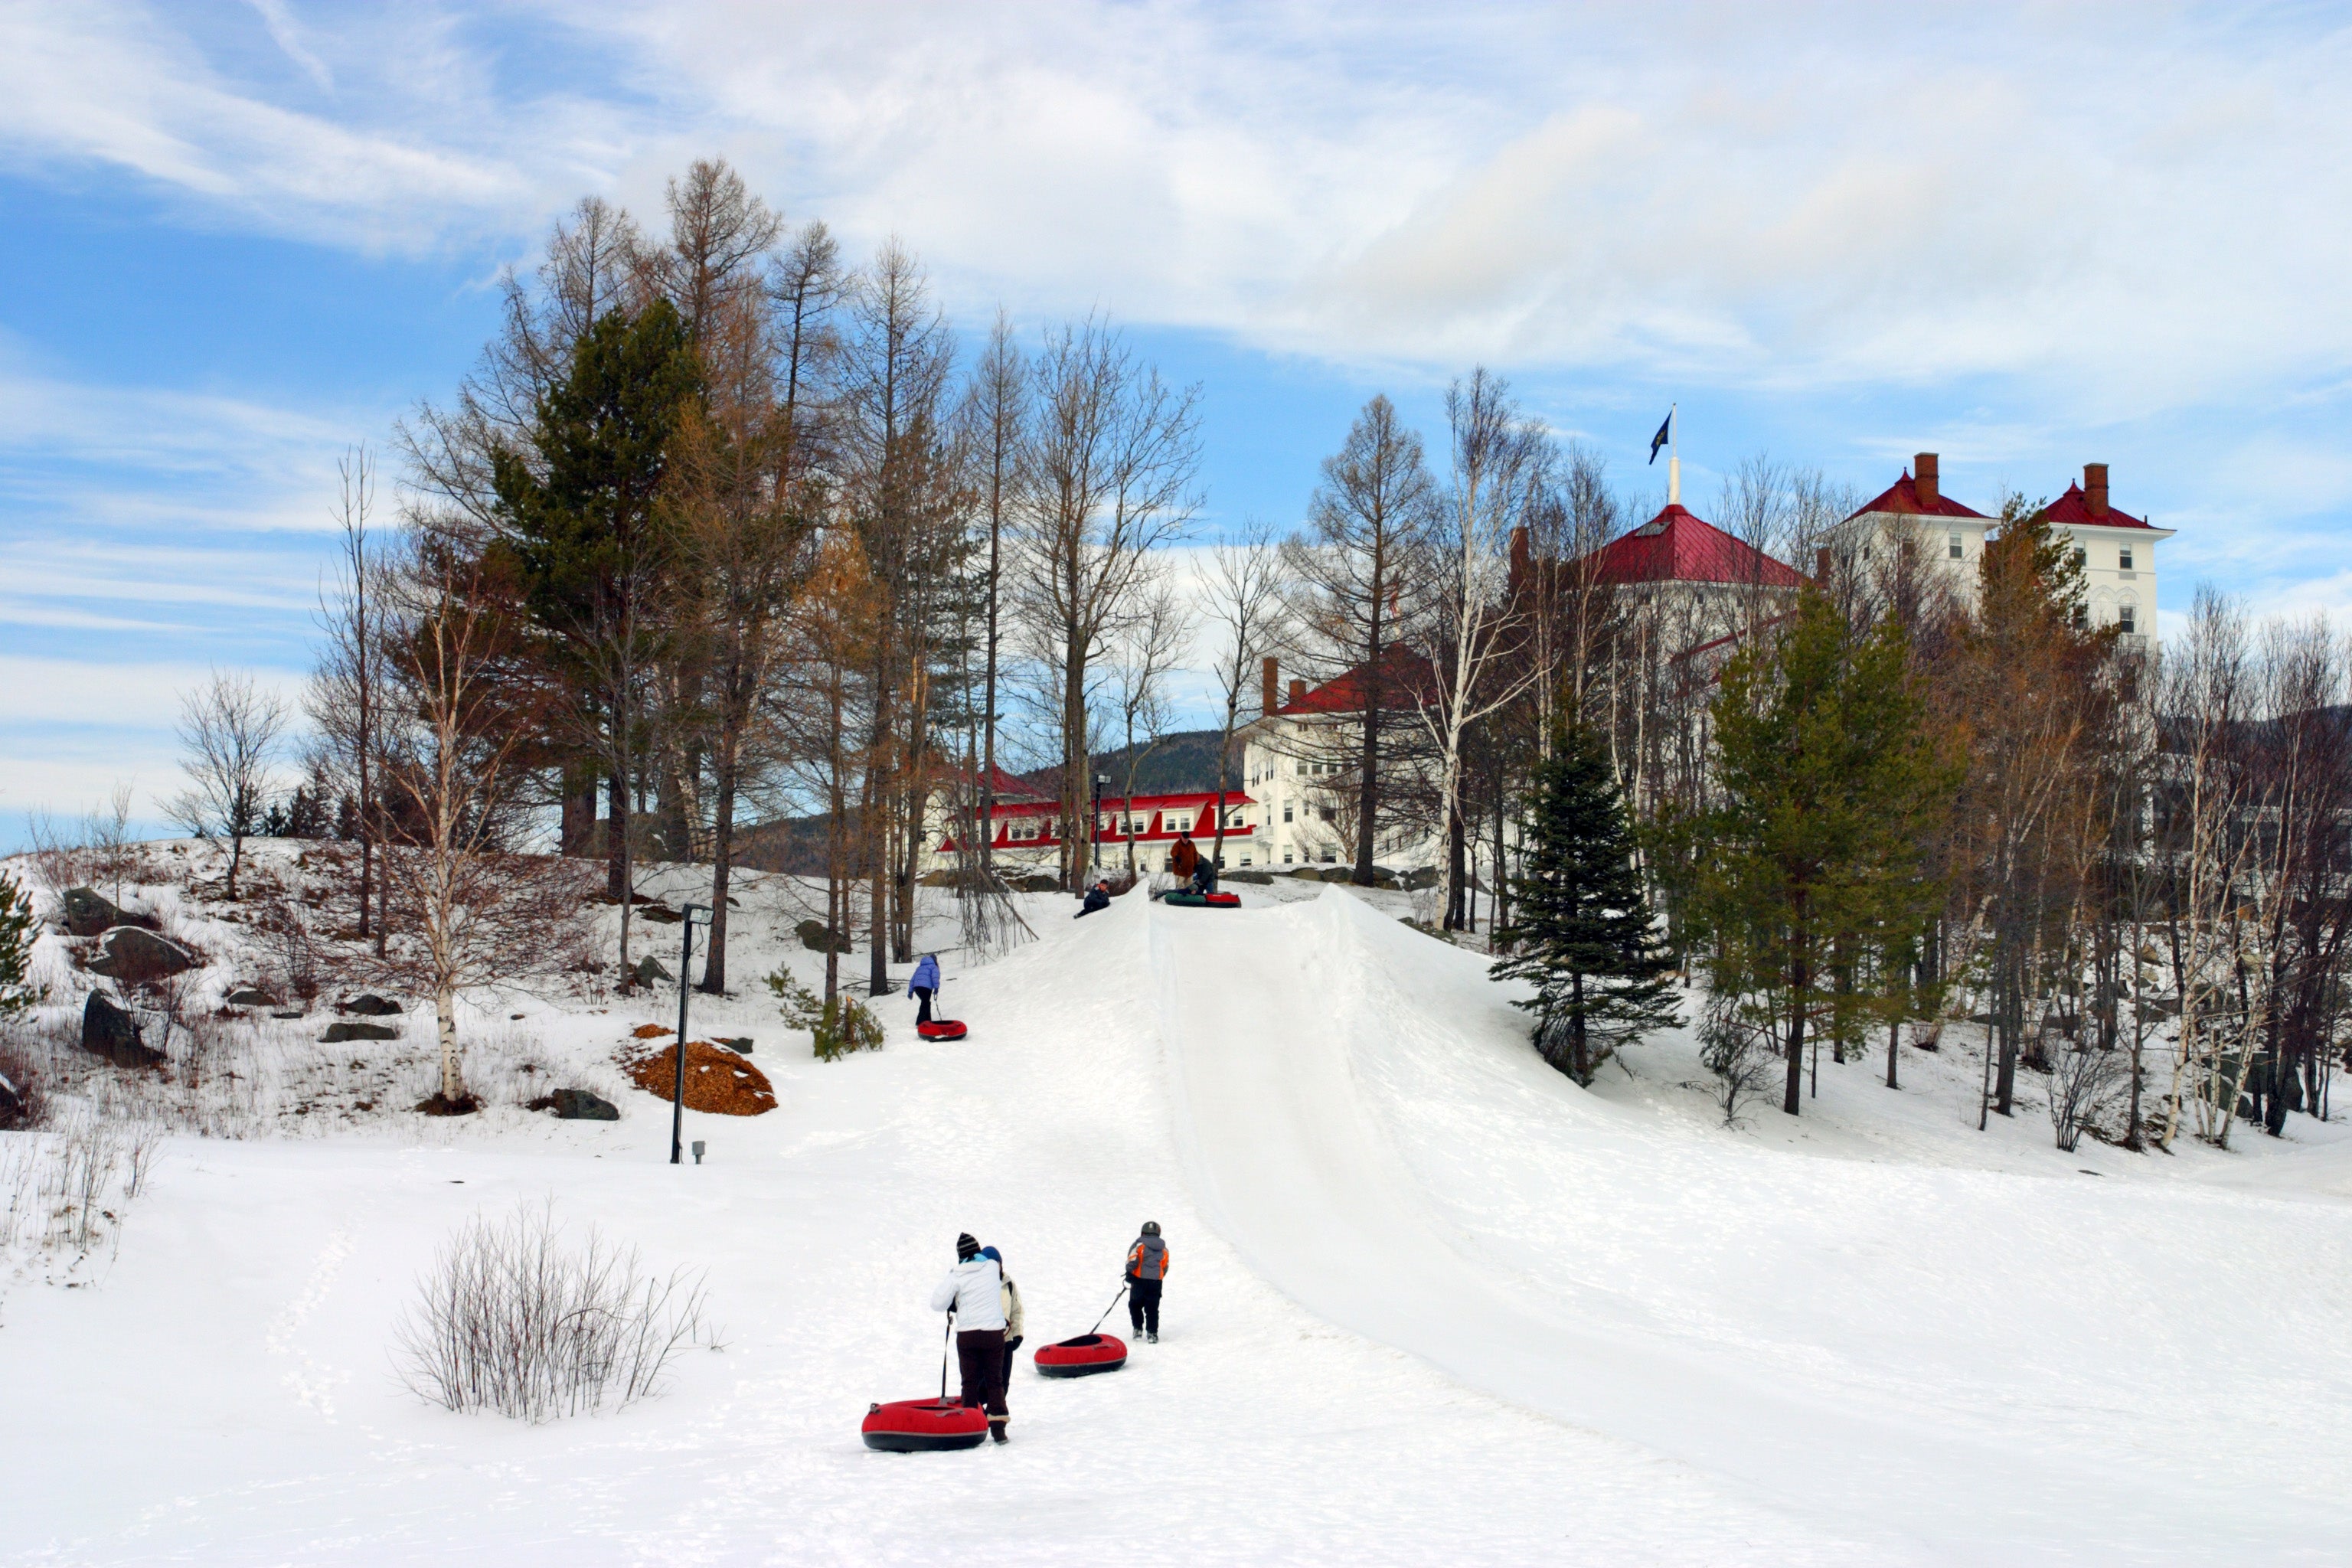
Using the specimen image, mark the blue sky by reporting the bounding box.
[4,1,2350,847]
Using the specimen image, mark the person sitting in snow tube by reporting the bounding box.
[906,952,941,1024]
[929,1233,1011,1444]
[1125,1221,1170,1343]
[982,1246,1024,1387]
[1073,879,1112,918]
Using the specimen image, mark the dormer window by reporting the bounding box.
[2118,544,2134,570]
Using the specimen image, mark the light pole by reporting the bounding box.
[671,903,713,1166]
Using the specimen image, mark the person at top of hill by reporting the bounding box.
[930,1232,1011,1442]
[906,953,940,1024]
[1168,833,1200,884]
[1074,878,1112,918]
[1125,1220,1170,1343]
[981,1245,1025,1390]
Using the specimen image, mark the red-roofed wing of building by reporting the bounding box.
[1847,468,1990,522]
[1272,645,1440,717]
[2039,480,2154,530]
[1581,504,1808,589]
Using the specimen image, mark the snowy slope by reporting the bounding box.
[1158,888,2352,1563]
[5,872,2350,1564]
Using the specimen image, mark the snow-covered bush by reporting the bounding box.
[394,1200,713,1423]
[1698,993,1780,1127]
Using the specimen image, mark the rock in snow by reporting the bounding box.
[338,994,402,1016]
[83,926,196,985]
[322,1021,399,1044]
[60,886,139,937]
[550,1088,619,1121]
[80,990,165,1067]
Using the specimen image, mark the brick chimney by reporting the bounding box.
[2085,463,2109,518]
[1288,678,1306,707]
[1915,452,1939,509]
[1261,655,1278,716]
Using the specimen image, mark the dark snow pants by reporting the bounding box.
[1001,1334,1023,1389]
[956,1328,1008,1429]
[1129,1278,1162,1335]
[913,987,933,1023]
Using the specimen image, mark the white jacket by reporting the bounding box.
[929,1256,1006,1329]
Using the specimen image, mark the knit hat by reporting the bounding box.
[956,1232,979,1260]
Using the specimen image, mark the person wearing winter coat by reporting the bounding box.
[982,1246,1025,1387]
[929,1232,1011,1442]
[907,953,941,1024]
[1073,880,1112,918]
[1125,1220,1170,1342]
[1168,834,1200,883]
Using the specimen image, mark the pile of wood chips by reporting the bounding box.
[621,1039,777,1116]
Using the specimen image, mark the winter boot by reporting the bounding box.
[991,1422,1009,1445]
[1147,1331,1158,1344]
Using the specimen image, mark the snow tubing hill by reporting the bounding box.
[861,1399,988,1452]
[916,1020,968,1040]
[1032,1332,1128,1377]
[1161,892,1240,909]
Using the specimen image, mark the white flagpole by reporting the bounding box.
[1668,402,1681,507]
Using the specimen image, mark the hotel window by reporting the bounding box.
[2072,547,2087,569]
[2071,603,2088,629]
[1282,849,1293,864]
[2118,544,2134,570]
[1282,803,1293,822]
[1320,848,1337,863]
[1240,856,1253,867]
[2118,604,2137,635]
[1948,531,1963,560]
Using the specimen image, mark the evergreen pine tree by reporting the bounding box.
[0,871,37,1023]
[1492,723,1681,1083]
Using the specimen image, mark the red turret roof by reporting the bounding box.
[1582,505,1808,588]
[2040,481,2153,530]
[1847,468,1988,521]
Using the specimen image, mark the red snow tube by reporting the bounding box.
[1033,1332,1129,1377]
[862,1398,988,1452]
[1161,892,1240,909]
[916,1020,968,1040]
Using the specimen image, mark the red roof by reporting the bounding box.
[1273,645,1439,717]
[1581,505,1808,589]
[2040,481,2152,530]
[1847,467,1988,521]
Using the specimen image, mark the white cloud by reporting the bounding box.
[5,2,2347,418]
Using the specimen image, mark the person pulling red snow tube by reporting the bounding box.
[916,1020,968,1040]
[1032,1332,1128,1377]
[862,1398,990,1452]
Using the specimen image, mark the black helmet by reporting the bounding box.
[1141,1220,1161,1237]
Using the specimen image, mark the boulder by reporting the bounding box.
[715,1036,754,1055]
[638,904,684,924]
[339,994,402,1017]
[632,955,672,987]
[1401,866,1441,890]
[0,1071,24,1127]
[61,887,131,937]
[322,1021,400,1043]
[1015,874,1063,893]
[81,991,165,1068]
[85,926,196,985]
[795,919,852,955]
[225,986,277,1008]
[550,1088,620,1122]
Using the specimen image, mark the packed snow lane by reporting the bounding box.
[1155,886,2352,1565]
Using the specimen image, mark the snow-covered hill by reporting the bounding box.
[5,863,2350,1565]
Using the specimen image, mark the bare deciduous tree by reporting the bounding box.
[166,670,289,900]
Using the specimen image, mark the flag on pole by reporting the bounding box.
[1648,410,1673,465]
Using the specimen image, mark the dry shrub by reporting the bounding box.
[0,1034,49,1131]
[394,1200,714,1422]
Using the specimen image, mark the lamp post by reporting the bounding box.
[671,902,713,1166]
